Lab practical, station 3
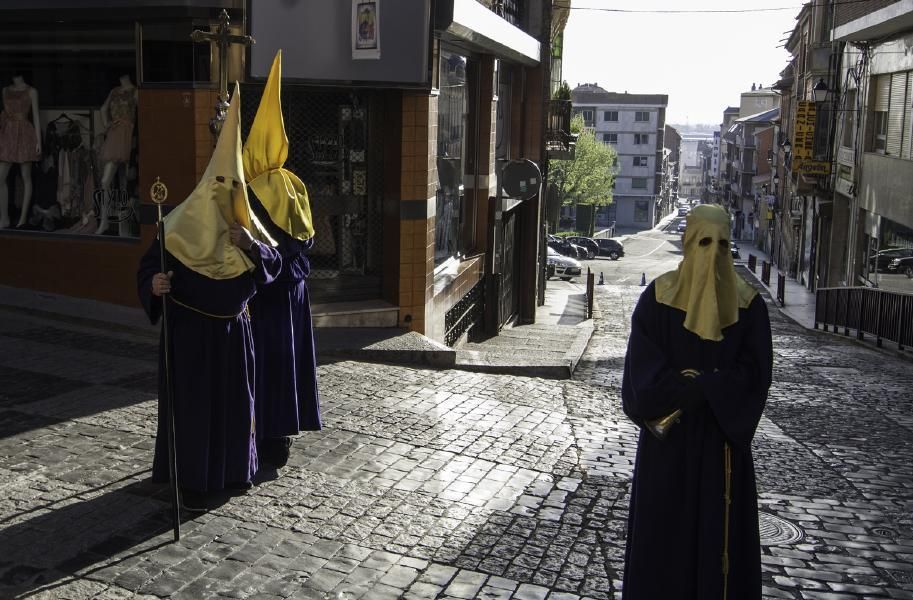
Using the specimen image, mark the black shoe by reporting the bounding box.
[180,490,211,512]
[259,437,292,468]
[225,480,253,491]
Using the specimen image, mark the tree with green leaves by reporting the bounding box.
[548,114,617,234]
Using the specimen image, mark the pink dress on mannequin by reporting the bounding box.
[0,87,40,164]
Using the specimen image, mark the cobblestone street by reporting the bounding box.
[1,279,912,599]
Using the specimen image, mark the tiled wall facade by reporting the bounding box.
[398,94,437,335]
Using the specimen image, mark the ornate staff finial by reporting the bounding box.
[150,176,169,205]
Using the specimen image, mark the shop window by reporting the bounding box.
[435,50,469,267]
[0,23,139,237]
[634,200,649,222]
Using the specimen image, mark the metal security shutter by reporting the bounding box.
[239,85,385,304]
[903,73,913,159]
[886,72,907,156]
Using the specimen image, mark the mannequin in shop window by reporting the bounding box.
[95,74,137,235]
[0,74,42,229]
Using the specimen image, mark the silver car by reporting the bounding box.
[547,247,583,281]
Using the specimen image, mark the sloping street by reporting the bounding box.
[1,264,912,599]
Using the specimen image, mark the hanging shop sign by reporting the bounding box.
[793,101,815,163]
[792,101,831,176]
[798,160,831,176]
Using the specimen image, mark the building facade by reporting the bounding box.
[830,0,913,291]
[0,0,568,345]
[570,85,668,230]
[662,124,682,212]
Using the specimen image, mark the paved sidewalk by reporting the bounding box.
[0,284,593,379]
[730,241,817,331]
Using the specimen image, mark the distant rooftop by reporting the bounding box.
[571,83,668,106]
[735,107,780,123]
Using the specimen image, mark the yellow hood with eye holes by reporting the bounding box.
[654,204,757,341]
[163,83,261,280]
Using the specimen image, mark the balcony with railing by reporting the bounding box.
[547,99,577,160]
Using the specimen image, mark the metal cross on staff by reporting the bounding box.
[191,9,255,137]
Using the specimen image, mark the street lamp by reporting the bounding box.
[812,78,829,103]
[773,172,780,187]
[782,140,791,155]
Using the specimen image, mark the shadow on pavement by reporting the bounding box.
[0,475,204,598]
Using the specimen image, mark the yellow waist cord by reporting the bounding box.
[168,296,250,320]
[723,441,732,599]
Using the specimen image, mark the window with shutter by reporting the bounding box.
[903,74,913,159]
[886,72,907,156]
[872,74,890,153]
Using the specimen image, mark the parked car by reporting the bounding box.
[888,255,913,277]
[870,247,913,272]
[676,220,687,234]
[594,237,625,260]
[677,206,690,216]
[546,247,583,281]
[547,235,587,260]
[566,236,598,259]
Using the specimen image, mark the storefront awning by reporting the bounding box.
[435,0,541,66]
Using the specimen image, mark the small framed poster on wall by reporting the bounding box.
[352,0,381,60]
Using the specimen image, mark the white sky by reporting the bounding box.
[562,1,799,126]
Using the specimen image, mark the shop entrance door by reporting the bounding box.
[499,209,520,327]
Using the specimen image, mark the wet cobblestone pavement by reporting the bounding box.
[1,281,912,599]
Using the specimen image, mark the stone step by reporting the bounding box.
[311,300,399,328]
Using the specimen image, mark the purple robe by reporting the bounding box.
[621,282,772,600]
[248,195,322,440]
[137,240,281,493]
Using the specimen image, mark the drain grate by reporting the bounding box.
[759,511,804,546]
[873,527,897,539]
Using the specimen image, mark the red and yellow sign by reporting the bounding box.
[792,101,830,175]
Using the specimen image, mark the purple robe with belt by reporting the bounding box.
[137,240,281,493]
[248,195,322,440]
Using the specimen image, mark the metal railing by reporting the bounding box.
[546,99,573,150]
[585,268,595,319]
[444,278,485,346]
[815,286,913,351]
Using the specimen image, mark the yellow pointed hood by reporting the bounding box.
[242,50,315,240]
[163,83,258,280]
[654,204,757,341]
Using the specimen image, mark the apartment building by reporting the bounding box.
[663,124,682,212]
[831,0,913,289]
[571,84,668,230]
